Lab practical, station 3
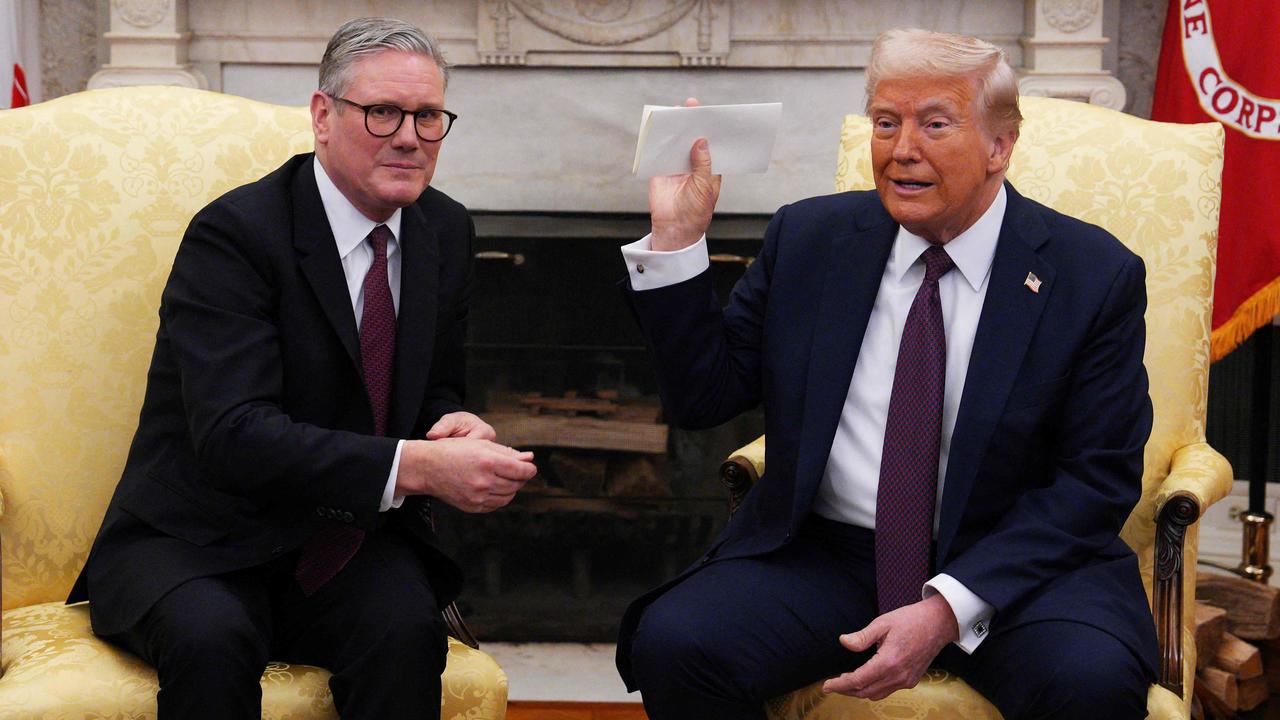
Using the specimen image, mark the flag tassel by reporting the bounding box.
[1211,276,1280,362]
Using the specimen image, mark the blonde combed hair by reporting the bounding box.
[865,28,1022,136]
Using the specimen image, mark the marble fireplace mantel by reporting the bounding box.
[87,0,1124,214]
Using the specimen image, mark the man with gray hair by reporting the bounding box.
[616,28,1156,718]
[68,17,536,719]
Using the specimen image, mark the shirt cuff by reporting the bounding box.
[924,573,994,654]
[379,440,406,512]
[620,234,709,291]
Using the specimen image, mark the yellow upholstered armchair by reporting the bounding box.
[0,87,506,718]
[719,97,1234,720]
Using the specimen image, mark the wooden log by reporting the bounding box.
[519,393,619,417]
[1195,603,1228,672]
[1197,666,1238,713]
[1211,632,1262,679]
[1237,674,1268,712]
[548,451,608,496]
[606,457,672,498]
[1195,573,1280,640]
[487,411,669,454]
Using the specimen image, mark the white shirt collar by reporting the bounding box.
[888,184,1007,292]
[313,157,402,260]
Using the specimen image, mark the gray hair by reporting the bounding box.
[319,17,450,97]
[865,28,1022,136]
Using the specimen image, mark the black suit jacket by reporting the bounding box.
[69,154,472,636]
[616,184,1158,686]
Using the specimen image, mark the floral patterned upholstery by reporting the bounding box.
[742,96,1234,720]
[0,86,507,718]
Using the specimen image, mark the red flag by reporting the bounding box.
[10,61,27,107]
[1,0,28,109]
[1153,0,1280,360]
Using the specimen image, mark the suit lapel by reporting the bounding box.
[792,199,896,518]
[388,200,440,437]
[293,157,362,374]
[936,184,1054,562]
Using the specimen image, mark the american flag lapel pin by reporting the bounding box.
[1024,272,1042,294]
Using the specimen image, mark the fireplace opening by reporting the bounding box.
[434,211,767,642]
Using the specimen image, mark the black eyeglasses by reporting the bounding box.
[330,95,458,142]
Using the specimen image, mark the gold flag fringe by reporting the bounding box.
[1211,276,1280,362]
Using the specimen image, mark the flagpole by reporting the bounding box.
[1239,326,1273,583]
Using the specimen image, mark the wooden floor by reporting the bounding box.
[507,701,648,720]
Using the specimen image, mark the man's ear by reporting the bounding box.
[311,91,331,145]
[988,127,1018,174]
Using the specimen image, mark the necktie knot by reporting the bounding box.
[921,245,955,284]
[369,224,392,258]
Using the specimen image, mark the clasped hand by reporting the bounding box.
[396,411,537,513]
[822,593,960,701]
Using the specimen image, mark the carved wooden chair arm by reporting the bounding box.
[720,435,767,516]
[1151,441,1233,697]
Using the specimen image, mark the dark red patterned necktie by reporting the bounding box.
[295,224,395,596]
[875,244,954,614]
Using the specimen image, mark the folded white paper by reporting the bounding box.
[632,102,783,177]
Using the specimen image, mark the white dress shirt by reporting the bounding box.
[313,158,406,513]
[619,186,1008,652]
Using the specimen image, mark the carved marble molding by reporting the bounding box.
[113,0,169,29]
[1041,0,1100,33]
[89,0,207,90]
[478,0,728,66]
[87,64,206,90]
[1020,0,1118,107]
[86,0,1126,110]
[1019,72,1126,110]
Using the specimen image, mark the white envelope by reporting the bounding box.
[631,102,783,177]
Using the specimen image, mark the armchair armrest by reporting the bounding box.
[720,435,766,516]
[1155,442,1233,514]
[1151,442,1233,698]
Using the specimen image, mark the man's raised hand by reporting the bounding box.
[649,97,723,252]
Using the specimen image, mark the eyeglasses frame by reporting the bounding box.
[329,95,458,142]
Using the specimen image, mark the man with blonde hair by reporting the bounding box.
[616,28,1156,719]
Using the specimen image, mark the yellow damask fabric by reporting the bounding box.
[0,602,507,719]
[0,86,506,718]
[749,97,1232,720]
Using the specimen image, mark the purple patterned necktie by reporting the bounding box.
[294,224,395,596]
[875,244,954,614]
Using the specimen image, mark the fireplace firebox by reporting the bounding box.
[432,212,768,642]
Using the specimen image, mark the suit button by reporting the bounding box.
[315,507,325,517]
[342,511,354,523]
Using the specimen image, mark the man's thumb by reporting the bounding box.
[840,628,877,653]
[426,417,456,439]
[690,138,713,175]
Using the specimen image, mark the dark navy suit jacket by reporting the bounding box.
[69,154,471,637]
[616,184,1158,687]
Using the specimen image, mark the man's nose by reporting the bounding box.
[892,126,921,162]
[389,114,420,148]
